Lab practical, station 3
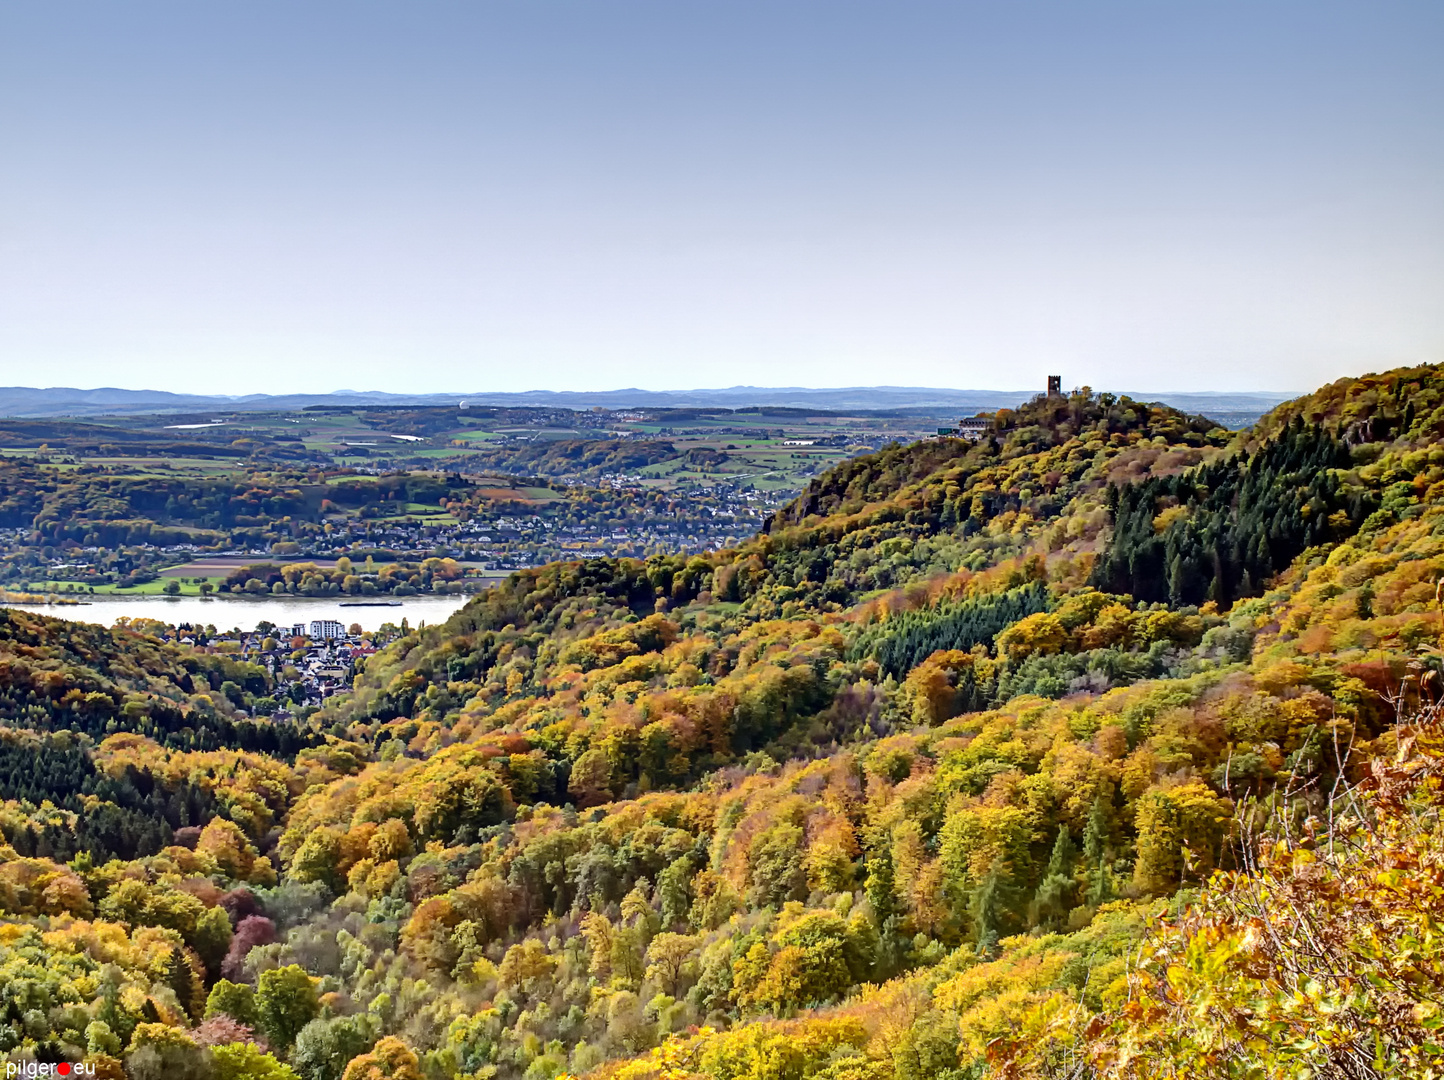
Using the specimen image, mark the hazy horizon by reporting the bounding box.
[0,381,1302,399]
[2,2,1440,395]
[0,381,1302,424]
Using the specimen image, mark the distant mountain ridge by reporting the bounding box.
[0,384,1296,420]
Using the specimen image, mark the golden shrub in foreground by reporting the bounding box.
[992,708,1444,1080]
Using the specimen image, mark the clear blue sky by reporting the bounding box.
[1,1,1440,395]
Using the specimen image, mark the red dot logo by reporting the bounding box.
[58,1065,71,1076]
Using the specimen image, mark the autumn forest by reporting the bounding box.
[3,365,1444,1079]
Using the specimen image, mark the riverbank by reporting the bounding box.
[16,562,515,598]
[0,589,81,606]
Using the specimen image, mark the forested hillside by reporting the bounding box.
[458,439,681,479]
[0,368,1441,1079]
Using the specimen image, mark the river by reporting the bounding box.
[0,593,476,632]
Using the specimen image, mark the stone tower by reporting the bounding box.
[1047,375,1062,397]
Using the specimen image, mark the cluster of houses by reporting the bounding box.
[935,416,992,442]
[273,622,379,703]
[217,620,385,708]
[160,618,389,714]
